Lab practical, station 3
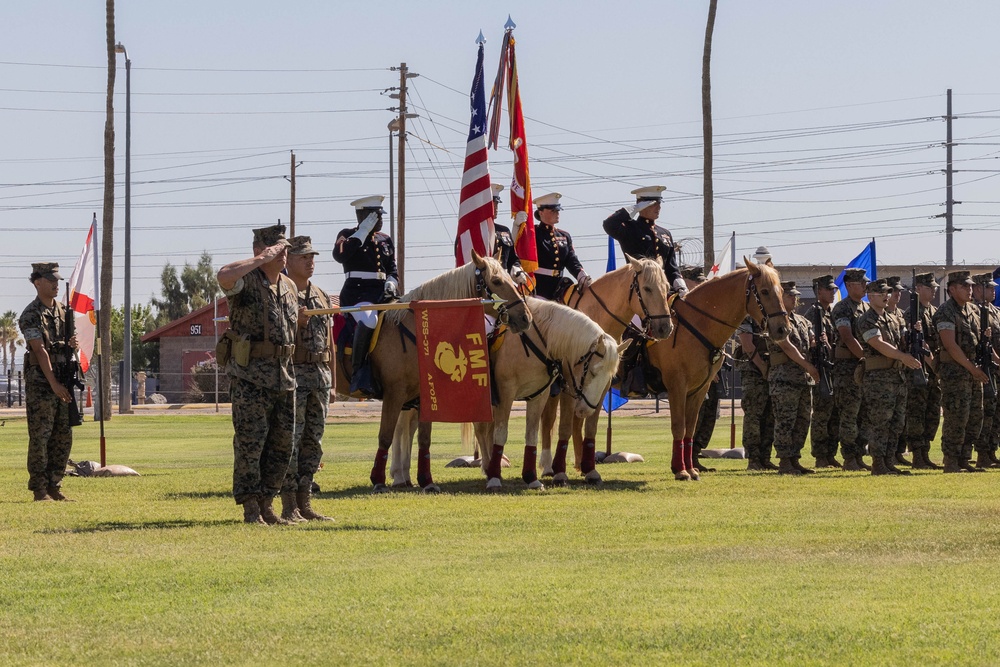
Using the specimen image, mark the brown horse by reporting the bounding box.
[337,251,532,492]
[538,256,674,485]
[651,258,789,481]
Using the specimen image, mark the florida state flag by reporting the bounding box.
[411,299,492,423]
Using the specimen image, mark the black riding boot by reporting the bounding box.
[350,323,377,397]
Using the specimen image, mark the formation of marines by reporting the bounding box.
[20,182,1000,519]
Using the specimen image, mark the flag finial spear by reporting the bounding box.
[504,15,516,31]
[476,30,485,45]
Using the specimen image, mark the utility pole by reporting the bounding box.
[945,89,955,267]
[289,151,297,237]
[390,62,418,293]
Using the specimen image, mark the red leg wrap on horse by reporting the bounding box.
[683,438,695,471]
[581,438,596,474]
[487,445,505,479]
[522,445,537,484]
[671,439,684,475]
[417,445,432,488]
[553,439,569,475]
[370,447,389,486]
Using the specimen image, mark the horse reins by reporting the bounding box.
[475,267,527,325]
[583,271,661,341]
[517,320,606,410]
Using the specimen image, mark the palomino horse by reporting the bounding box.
[651,258,789,481]
[537,256,674,485]
[344,251,531,492]
[392,298,626,492]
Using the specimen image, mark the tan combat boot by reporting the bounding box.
[259,495,291,525]
[793,458,816,474]
[976,452,994,471]
[47,487,74,501]
[960,457,986,473]
[746,459,766,471]
[814,456,830,468]
[842,455,863,472]
[884,455,911,476]
[280,492,306,523]
[32,489,53,502]
[942,455,967,474]
[242,497,266,524]
[894,452,912,466]
[870,455,891,476]
[778,458,802,475]
[297,490,334,521]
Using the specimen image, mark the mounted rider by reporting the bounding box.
[532,192,591,300]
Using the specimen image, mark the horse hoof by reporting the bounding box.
[673,471,691,481]
[527,479,545,491]
[486,477,502,492]
[372,484,391,494]
[552,472,569,487]
[687,469,700,481]
[585,471,602,485]
[541,469,555,478]
[391,481,414,489]
[421,484,441,494]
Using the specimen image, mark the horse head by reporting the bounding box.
[743,257,790,341]
[626,254,673,340]
[567,333,629,419]
[471,248,531,333]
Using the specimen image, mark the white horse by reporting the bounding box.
[391,297,626,491]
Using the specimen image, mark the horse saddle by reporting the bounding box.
[552,277,577,305]
[614,330,665,398]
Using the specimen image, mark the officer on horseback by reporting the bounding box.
[490,184,529,286]
[602,185,686,297]
[532,192,591,300]
[332,195,398,396]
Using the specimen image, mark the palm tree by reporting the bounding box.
[702,0,718,273]
[0,310,18,375]
[100,0,117,419]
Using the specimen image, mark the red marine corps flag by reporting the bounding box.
[488,17,537,274]
[412,299,492,423]
[68,214,99,373]
[454,34,495,267]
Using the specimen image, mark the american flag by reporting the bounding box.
[454,38,494,267]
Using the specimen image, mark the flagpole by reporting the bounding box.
[730,231,736,448]
[90,213,107,466]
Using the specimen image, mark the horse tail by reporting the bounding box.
[460,422,477,457]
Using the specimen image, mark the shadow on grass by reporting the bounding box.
[325,477,649,498]
[162,491,232,500]
[36,518,236,533]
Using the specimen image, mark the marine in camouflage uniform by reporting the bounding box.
[804,274,840,467]
[883,276,912,465]
[933,270,990,473]
[19,262,79,501]
[831,268,870,471]
[766,283,818,474]
[278,236,335,522]
[971,273,1000,469]
[904,273,943,469]
[217,224,300,524]
[737,316,775,469]
[856,279,922,475]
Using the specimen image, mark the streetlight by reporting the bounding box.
[114,42,132,414]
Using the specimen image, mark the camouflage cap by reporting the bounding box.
[866,278,891,294]
[885,276,905,292]
[681,265,708,283]
[780,280,801,296]
[973,272,997,287]
[252,224,289,248]
[288,235,319,256]
[30,262,63,281]
[914,272,940,288]
[842,268,868,283]
[812,274,837,290]
[947,270,974,286]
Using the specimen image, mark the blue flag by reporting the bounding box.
[993,267,1000,307]
[603,235,628,413]
[834,239,877,300]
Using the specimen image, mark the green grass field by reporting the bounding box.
[2,412,999,666]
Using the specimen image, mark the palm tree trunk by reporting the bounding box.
[702,0,718,273]
[100,0,116,419]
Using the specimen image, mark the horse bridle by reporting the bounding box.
[587,270,665,341]
[475,267,526,325]
[565,344,606,411]
[518,320,606,410]
[745,274,787,329]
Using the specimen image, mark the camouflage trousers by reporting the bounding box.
[861,370,907,458]
[692,380,721,452]
[904,372,941,454]
[25,380,73,492]
[230,377,295,505]
[975,382,999,454]
[769,380,811,460]
[833,360,864,458]
[281,384,330,493]
[809,385,838,459]
[740,371,773,462]
[937,363,983,460]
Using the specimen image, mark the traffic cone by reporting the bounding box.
[85,386,93,408]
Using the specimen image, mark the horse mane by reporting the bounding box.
[384,260,499,326]
[526,298,607,360]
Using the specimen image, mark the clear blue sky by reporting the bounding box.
[3,0,999,318]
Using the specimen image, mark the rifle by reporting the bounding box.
[811,305,834,398]
[977,302,998,401]
[57,297,85,427]
[908,269,928,387]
